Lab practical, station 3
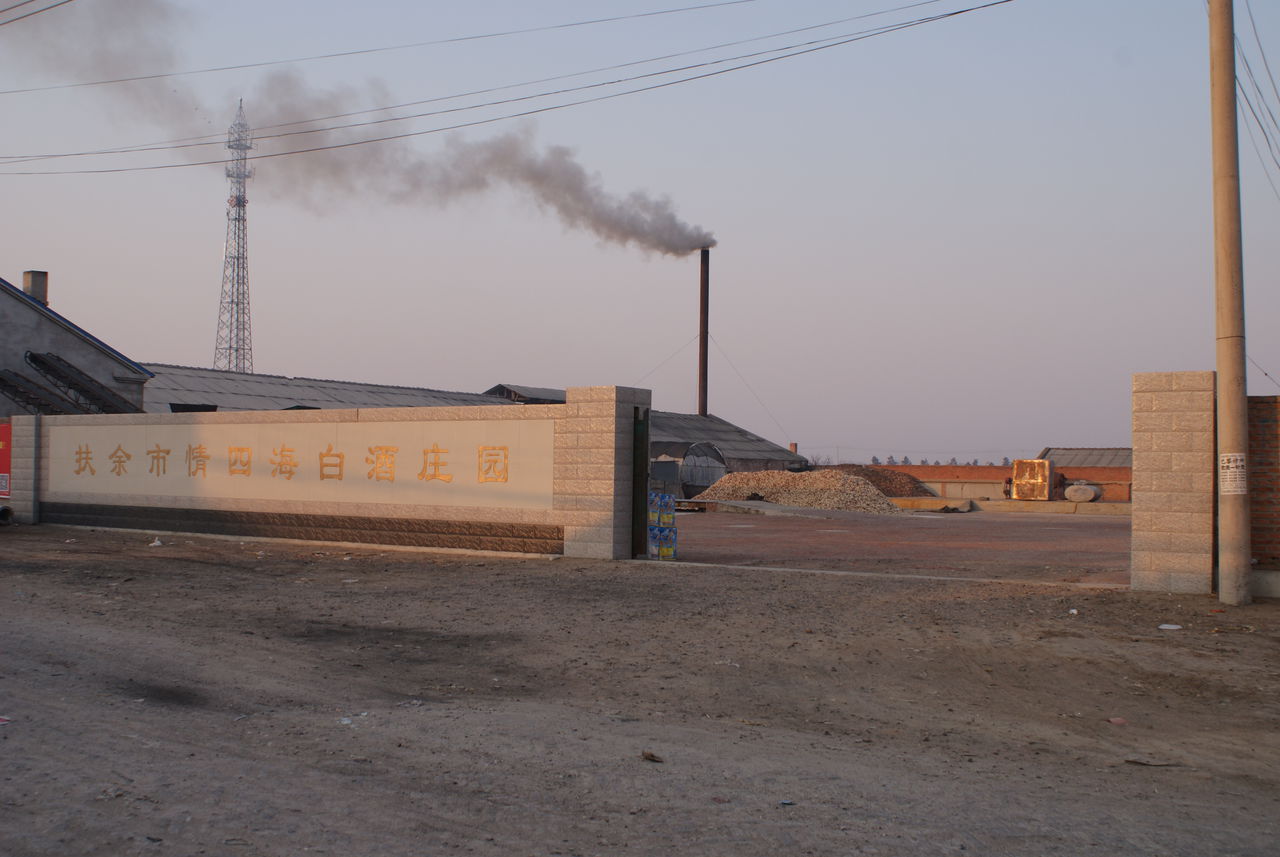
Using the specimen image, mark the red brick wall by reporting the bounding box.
[1249,396,1280,567]
[879,465,1007,481]
[880,465,1132,501]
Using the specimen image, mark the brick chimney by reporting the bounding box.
[23,271,48,306]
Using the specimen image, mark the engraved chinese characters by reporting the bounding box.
[70,441,511,485]
[48,420,551,510]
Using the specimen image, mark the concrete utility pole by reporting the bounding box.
[1208,0,1251,605]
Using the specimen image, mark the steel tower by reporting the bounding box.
[213,100,254,373]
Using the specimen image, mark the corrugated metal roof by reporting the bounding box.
[1036,447,1132,468]
[141,366,803,468]
[482,384,567,403]
[142,364,509,413]
[650,411,805,467]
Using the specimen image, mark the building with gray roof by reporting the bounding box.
[144,364,504,413]
[0,273,151,418]
[142,367,806,497]
[1036,447,1132,468]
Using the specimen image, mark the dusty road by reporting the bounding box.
[2,518,1278,856]
[674,507,1131,584]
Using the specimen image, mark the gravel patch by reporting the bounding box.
[694,469,904,515]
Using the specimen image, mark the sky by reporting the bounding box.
[1,0,1278,464]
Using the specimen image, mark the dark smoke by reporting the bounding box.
[256,108,716,256]
[8,0,715,256]
[415,129,716,256]
[6,0,208,134]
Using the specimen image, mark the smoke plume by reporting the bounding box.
[9,0,715,256]
[417,129,716,256]
[255,102,716,255]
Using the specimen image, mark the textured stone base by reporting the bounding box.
[40,502,563,554]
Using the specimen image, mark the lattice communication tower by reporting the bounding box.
[213,100,254,373]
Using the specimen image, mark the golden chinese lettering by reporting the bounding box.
[417,443,454,483]
[186,444,210,478]
[271,445,299,480]
[228,446,252,476]
[108,444,132,476]
[319,443,345,481]
[74,444,96,476]
[477,446,509,483]
[146,443,172,477]
[366,445,399,482]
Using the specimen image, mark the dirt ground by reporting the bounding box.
[2,515,1278,856]
[674,507,1131,584]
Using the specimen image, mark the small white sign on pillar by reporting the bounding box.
[1219,452,1248,496]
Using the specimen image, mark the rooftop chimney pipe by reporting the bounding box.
[698,247,709,417]
[23,270,48,306]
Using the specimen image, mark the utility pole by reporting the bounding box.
[213,100,255,373]
[1208,0,1251,605]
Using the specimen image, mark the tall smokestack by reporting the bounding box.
[698,247,710,417]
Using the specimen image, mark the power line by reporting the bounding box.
[1243,0,1280,112]
[709,334,791,442]
[1248,354,1280,392]
[1235,43,1280,201]
[1233,1,1280,202]
[0,0,763,96]
[6,17,921,164]
[0,0,77,27]
[634,333,701,387]
[1240,111,1280,201]
[1238,81,1280,202]
[1237,46,1280,159]
[0,17,920,164]
[0,1,1016,176]
[240,0,948,135]
[0,1,43,15]
[0,0,955,164]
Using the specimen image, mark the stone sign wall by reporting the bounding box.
[6,386,649,559]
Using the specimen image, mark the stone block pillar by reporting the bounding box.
[555,386,651,559]
[6,414,39,524]
[1131,372,1216,593]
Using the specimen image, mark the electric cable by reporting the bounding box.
[0,1,42,15]
[0,0,955,164]
[1237,44,1280,161]
[1227,1,1280,205]
[0,0,1015,176]
[1248,354,1280,392]
[0,0,77,27]
[0,0,765,96]
[1244,0,1280,112]
[0,17,923,165]
[634,333,702,387]
[709,334,791,443]
[1238,80,1280,202]
[247,0,950,134]
[1235,53,1280,201]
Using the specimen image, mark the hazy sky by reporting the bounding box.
[1,0,1277,463]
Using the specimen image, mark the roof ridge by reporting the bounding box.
[1,276,152,378]
[143,362,489,398]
